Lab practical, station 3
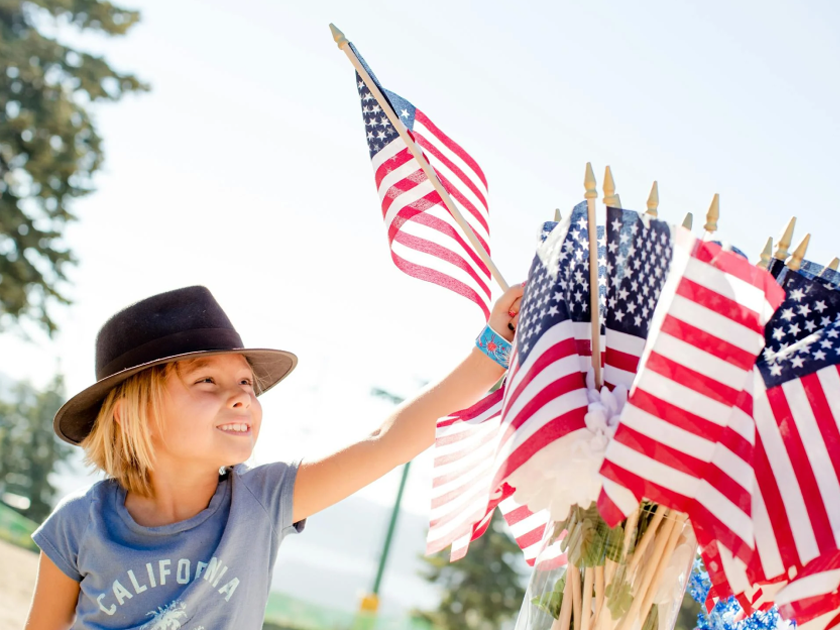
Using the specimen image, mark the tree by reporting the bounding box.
[415,511,527,630]
[0,375,72,522]
[0,0,148,334]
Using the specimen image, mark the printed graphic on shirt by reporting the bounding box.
[141,599,205,630]
[94,555,240,618]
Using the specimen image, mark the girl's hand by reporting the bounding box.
[488,282,525,342]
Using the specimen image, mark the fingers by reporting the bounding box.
[504,285,525,332]
[489,281,527,340]
[502,282,524,305]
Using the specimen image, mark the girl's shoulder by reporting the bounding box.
[51,477,117,518]
[36,478,120,543]
[32,478,119,581]
[228,459,303,533]
[230,459,301,491]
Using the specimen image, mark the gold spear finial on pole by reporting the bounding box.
[585,162,598,200]
[646,181,659,217]
[757,237,773,269]
[554,208,562,222]
[681,213,693,230]
[703,194,719,236]
[828,257,839,271]
[787,234,811,271]
[602,165,621,208]
[329,23,348,48]
[773,217,796,260]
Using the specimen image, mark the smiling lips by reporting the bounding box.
[217,423,251,434]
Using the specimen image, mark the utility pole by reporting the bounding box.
[355,387,411,629]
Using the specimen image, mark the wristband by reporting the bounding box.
[475,324,512,369]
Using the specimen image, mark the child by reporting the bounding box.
[25,283,523,629]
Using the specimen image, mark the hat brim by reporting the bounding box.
[54,348,297,445]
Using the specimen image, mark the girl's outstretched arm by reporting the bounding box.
[25,552,79,629]
[292,284,523,523]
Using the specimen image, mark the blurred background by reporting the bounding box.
[1,0,838,628]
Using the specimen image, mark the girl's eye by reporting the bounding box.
[241,379,253,387]
[196,377,214,384]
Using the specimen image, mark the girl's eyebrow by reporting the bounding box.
[180,359,215,374]
[181,358,251,376]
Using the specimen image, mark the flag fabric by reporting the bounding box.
[498,494,551,566]
[427,204,594,564]
[494,203,591,494]
[546,215,606,370]
[426,386,549,565]
[349,44,492,320]
[769,258,840,289]
[427,386,505,560]
[598,228,784,532]
[693,270,840,622]
[743,271,840,622]
[603,207,674,390]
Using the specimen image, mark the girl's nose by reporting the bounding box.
[229,388,251,408]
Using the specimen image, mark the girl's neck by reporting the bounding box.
[125,465,222,527]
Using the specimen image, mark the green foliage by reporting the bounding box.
[0,0,148,334]
[531,573,565,620]
[641,603,658,630]
[555,502,626,569]
[0,375,72,522]
[674,591,702,630]
[605,578,633,619]
[415,511,526,630]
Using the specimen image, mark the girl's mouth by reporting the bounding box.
[217,423,251,435]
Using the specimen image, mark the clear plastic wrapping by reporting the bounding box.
[516,502,695,630]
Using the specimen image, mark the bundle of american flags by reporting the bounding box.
[338,29,840,630]
[425,201,840,630]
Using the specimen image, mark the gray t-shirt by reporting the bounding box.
[32,460,304,629]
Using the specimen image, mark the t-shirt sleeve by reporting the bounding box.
[31,489,93,582]
[238,459,305,536]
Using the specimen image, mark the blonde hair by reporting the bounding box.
[82,364,174,497]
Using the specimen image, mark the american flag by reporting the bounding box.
[799,260,840,287]
[529,205,604,373]
[603,206,673,390]
[350,44,492,320]
[427,205,595,565]
[493,203,591,494]
[743,272,840,623]
[598,229,784,533]
[770,258,840,290]
[426,386,549,565]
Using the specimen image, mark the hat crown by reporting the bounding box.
[95,286,243,381]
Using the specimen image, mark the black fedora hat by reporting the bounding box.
[54,286,297,445]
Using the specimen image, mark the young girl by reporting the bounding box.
[25,283,523,629]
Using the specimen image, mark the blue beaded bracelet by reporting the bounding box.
[475,324,512,369]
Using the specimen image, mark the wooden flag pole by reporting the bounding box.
[330,24,509,292]
[585,162,603,388]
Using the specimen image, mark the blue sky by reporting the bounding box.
[2,0,839,517]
